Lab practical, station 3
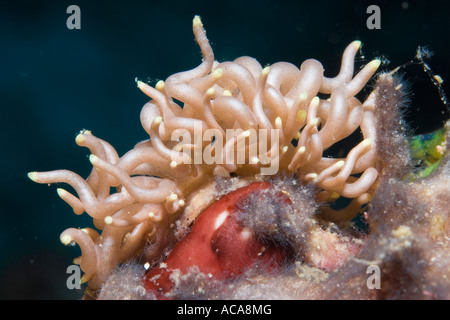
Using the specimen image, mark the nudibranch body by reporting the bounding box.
[29,15,450,300]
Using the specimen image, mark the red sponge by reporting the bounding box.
[143,181,289,298]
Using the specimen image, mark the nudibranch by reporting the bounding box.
[29,15,450,300]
